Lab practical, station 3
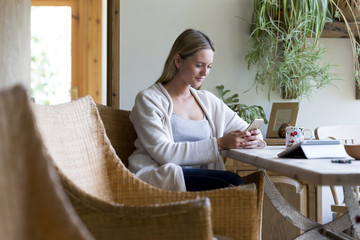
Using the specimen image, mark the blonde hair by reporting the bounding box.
[156,29,215,85]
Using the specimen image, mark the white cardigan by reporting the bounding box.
[128,83,263,191]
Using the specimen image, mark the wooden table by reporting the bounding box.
[222,146,360,240]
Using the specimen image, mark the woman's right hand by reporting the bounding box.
[216,130,250,151]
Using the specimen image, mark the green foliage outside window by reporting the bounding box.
[31,36,55,105]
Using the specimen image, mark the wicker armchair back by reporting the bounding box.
[0,85,93,240]
[96,104,136,167]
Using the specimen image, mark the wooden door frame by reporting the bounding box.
[106,0,120,108]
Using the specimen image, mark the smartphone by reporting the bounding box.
[245,119,264,131]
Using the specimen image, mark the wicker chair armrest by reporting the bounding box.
[194,179,263,240]
[66,193,213,240]
[60,169,263,240]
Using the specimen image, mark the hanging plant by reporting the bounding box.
[330,0,360,86]
[246,0,339,100]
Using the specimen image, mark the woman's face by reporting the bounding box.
[175,49,214,89]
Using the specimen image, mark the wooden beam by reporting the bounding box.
[31,0,71,6]
[106,0,120,108]
[322,21,360,38]
[85,0,102,103]
[70,0,102,103]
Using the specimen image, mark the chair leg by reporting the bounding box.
[331,185,340,205]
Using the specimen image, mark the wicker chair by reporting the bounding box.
[0,85,94,240]
[32,94,265,240]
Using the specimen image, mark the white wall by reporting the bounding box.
[119,0,359,223]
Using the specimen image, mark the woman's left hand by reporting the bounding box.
[241,129,261,149]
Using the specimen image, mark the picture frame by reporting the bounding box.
[266,102,299,138]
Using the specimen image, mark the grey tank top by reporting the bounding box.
[171,112,211,143]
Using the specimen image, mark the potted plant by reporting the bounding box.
[217,85,268,124]
[246,0,338,100]
[330,0,360,86]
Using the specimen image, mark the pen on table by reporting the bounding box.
[331,159,352,164]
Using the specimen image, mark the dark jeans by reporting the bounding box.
[181,168,244,191]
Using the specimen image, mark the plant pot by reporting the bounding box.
[333,0,360,22]
[270,9,284,21]
[281,86,298,99]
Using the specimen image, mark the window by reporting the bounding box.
[31,0,102,104]
[31,6,71,104]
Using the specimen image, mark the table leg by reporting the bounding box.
[294,214,355,240]
[263,171,354,240]
[344,186,360,238]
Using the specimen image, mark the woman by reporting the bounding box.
[128,29,265,192]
